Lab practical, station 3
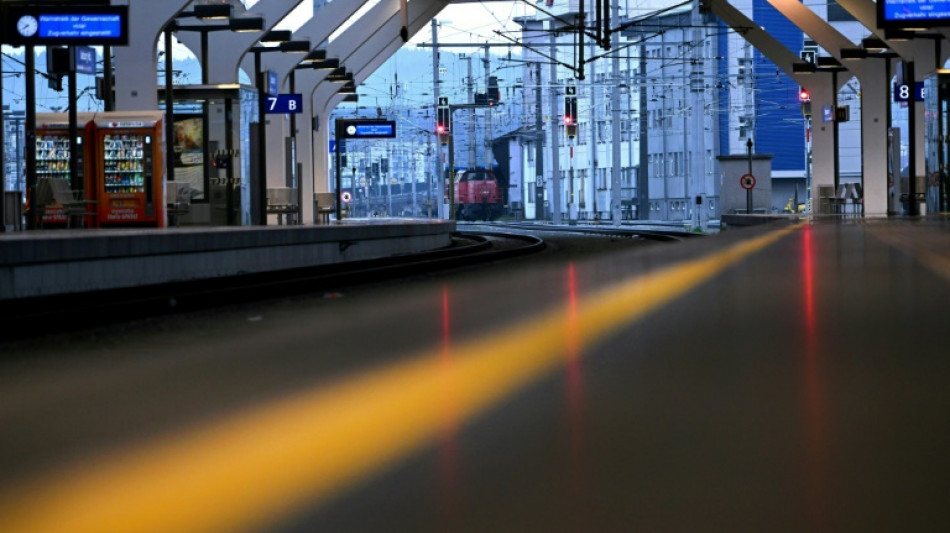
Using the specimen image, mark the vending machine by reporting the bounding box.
[35,113,97,226]
[91,111,165,227]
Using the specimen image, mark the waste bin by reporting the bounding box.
[900,193,927,215]
[4,191,23,230]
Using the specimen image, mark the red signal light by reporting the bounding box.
[564,115,573,126]
[798,87,811,102]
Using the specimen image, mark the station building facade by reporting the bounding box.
[501,0,869,221]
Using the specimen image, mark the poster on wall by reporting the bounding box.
[173,115,205,201]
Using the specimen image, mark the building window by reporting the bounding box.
[739,115,752,139]
[827,1,857,21]
[737,57,752,85]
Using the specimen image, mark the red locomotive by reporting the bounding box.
[454,168,503,220]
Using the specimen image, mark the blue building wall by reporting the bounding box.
[752,0,805,171]
[717,20,730,157]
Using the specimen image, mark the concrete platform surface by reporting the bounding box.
[0,219,454,300]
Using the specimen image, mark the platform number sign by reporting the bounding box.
[894,82,925,102]
[266,94,303,114]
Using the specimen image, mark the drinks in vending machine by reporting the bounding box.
[103,134,145,195]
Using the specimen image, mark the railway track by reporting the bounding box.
[461,221,707,242]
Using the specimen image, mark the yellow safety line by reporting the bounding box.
[865,223,950,284]
[0,225,798,533]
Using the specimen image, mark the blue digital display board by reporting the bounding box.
[2,5,128,46]
[338,120,397,139]
[39,14,122,40]
[879,0,950,28]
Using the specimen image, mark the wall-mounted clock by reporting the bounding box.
[17,15,38,38]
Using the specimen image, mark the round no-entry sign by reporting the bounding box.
[341,191,352,203]
[740,173,756,190]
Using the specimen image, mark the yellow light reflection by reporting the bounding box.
[0,226,799,533]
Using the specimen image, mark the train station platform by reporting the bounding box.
[0,219,454,301]
[1,217,950,532]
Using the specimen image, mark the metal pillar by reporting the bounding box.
[638,43,650,220]
[68,48,80,192]
[907,61,918,215]
[164,29,175,187]
[255,51,267,225]
[534,62,545,220]
[431,19,445,219]
[466,56,475,168]
[1,47,5,231]
[550,31,562,225]
[25,46,37,230]
[610,0,622,225]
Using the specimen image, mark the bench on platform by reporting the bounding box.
[166,181,192,226]
[830,183,863,216]
[314,192,335,224]
[39,177,96,228]
[266,187,298,225]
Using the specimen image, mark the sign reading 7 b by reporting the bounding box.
[266,94,303,114]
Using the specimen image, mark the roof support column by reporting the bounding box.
[296,83,316,223]
[805,76,838,196]
[175,0,304,85]
[708,0,844,212]
[834,0,950,215]
[856,66,888,217]
[766,0,888,216]
[307,0,447,217]
[256,1,399,222]
[114,0,191,111]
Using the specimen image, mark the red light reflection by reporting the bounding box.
[563,263,589,521]
[437,284,461,529]
[801,225,828,525]
[565,263,585,448]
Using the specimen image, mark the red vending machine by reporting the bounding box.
[91,111,165,227]
[35,113,97,226]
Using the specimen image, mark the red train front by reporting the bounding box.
[454,168,503,220]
